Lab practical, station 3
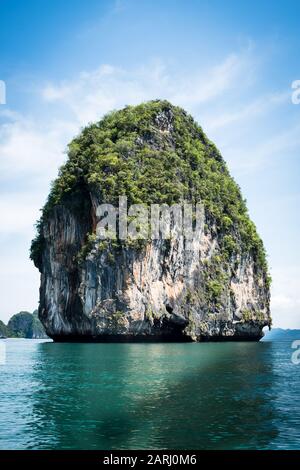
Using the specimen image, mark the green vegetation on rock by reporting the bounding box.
[30,100,269,279]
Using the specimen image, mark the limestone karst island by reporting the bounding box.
[30,100,271,342]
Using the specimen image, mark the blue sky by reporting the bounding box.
[0,0,299,327]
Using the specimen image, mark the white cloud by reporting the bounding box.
[41,61,166,124]
[0,195,40,236]
[40,52,255,125]
[203,91,289,131]
[219,119,300,174]
[271,267,300,329]
[0,110,79,254]
[172,53,256,107]
[0,115,76,181]
[0,243,40,322]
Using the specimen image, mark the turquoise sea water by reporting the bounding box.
[0,338,299,449]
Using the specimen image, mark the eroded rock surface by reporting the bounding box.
[31,101,271,341]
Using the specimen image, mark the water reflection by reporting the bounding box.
[26,341,280,449]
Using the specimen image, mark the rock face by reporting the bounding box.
[0,320,10,338]
[31,100,271,342]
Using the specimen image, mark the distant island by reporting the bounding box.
[262,328,300,342]
[0,310,48,339]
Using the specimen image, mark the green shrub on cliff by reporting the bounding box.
[30,100,268,277]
